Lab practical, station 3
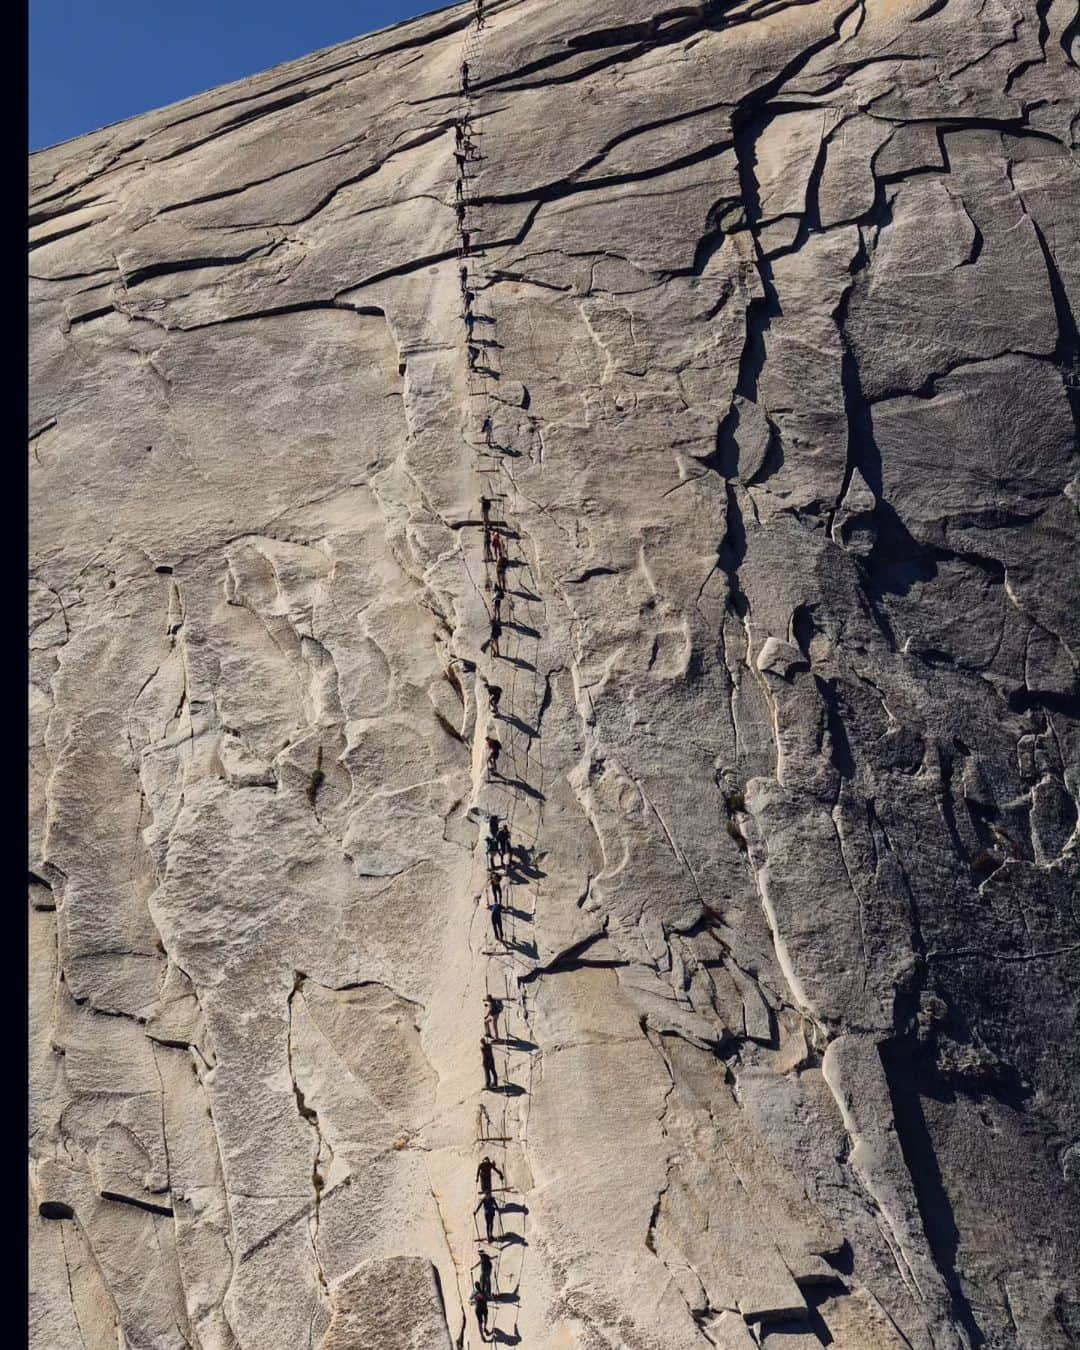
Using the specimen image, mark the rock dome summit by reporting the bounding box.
[29,0,1080,1347]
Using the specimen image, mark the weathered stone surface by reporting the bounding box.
[28,1,1080,1348]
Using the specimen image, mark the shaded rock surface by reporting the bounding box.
[28,1,1080,1347]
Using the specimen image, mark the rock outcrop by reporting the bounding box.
[29,1,1080,1347]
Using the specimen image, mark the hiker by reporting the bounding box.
[487,683,502,714]
[480,496,492,526]
[475,1191,499,1242]
[460,265,470,294]
[496,821,512,867]
[491,584,507,623]
[465,309,476,335]
[475,1249,494,1299]
[489,896,505,944]
[482,525,494,562]
[482,616,502,659]
[463,287,476,311]
[488,869,503,905]
[495,553,508,588]
[476,1155,504,1195]
[469,1280,489,1340]
[461,232,473,257]
[490,529,504,560]
[481,1036,498,1090]
[467,343,482,371]
[486,735,501,776]
[481,414,494,447]
[484,994,502,1041]
[461,61,470,94]
[484,830,500,872]
[455,199,467,224]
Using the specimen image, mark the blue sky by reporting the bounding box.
[30,0,447,151]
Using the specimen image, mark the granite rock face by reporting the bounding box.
[28,1,1080,1347]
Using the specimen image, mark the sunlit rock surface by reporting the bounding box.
[29,1,1080,1346]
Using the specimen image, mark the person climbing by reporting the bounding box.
[464,309,477,336]
[476,1155,504,1195]
[490,529,504,560]
[460,265,470,294]
[482,525,494,563]
[488,868,503,905]
[482,616,502,658]
[483,994,502,1041]
[455,199,467,224]
[486,735,501,776]
[487,683,502,715]
[474,1249,494,1300]
[481,1036,498,1090]
[484,828,500,872]
[496,820,512,867]
[468,1280,490,1340]
[480,496,492,526]
[495,552,508,588]
[481,413,494,447]
[467,343,482,371]
[461,232,473,258]
[491,584,507,623]
[489,896,505,944]
[461,60,470,94]
[475,1191,499,1243]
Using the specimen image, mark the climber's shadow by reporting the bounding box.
[505,620,540,639]
[489,1082,526,1097]
[498,1035,538,1053]
[498,775,544,802]
[500,904,532,922]
[489,1326,521,1345]
[498,712,537,738]
[508,853,545,880]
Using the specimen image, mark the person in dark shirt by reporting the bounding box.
[476,1155,504,1195]
[474,1250,494,1299]
[482,617,502,658]
[496,822,512,867]
[469,1279,489,1339]
[489,897,505,944]
[481,1036,498,1089]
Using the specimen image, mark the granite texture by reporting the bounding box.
[29,1,1080,1346]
